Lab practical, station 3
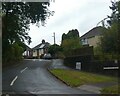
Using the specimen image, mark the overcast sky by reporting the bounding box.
[27,0,113,48]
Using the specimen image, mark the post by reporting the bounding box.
[53,32,56,45]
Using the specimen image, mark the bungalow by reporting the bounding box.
[32,40,50,58]
[22,45,32,58]
[80,26,107,48]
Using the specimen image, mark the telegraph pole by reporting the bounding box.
[52,32,56,58]
[53,32,56,45]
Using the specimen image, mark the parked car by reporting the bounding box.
[43,53,52,59]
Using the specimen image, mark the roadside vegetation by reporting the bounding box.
[101,85,120,94]
[2,2,53,66]
[50,69,118,87]
[94,1,120,60]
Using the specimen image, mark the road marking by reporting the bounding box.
[20,67,28,73]
[10,76,18,86]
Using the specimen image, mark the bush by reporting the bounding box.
[3,42,24,66]
[94,54,120,61]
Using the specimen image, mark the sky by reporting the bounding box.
[27,0,113,48]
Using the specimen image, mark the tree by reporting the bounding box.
[48,44,62,58]
[109,1,120,54]
[61,29,81,56]
[62,29,79,41]
[61,38,81,56]
[2,2,53,63]
[100,1,120,55]
[100,23,118,54]
[107,1,120,26]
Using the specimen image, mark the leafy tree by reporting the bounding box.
[95,1,120,61]
[61,29,81,56]
[100,23,118,54]
[2,2,53,63]
[61,38,81,56]
[107,1,120,26]
[48,44,62,58]
[100,1,120,55]
[62,29,79,41]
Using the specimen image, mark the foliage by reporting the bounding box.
[61,29,81,56]
[50,69,117,87]
[3,42,24,65]
[107,1,120,26]
[96,1,120,58]
[100,24,118,54]
[62,29,79,41]
[106,1,120,54]
[2,2,53,64]
[61,38,81,56]
[101,85,120,94]
[48,44,63,58]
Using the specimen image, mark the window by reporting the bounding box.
[81,38,88,45]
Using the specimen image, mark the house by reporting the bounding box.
[80,26,107,47]
[22,45,32,58]
[32,40,50,58]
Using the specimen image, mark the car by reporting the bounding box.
[43,53,52,59]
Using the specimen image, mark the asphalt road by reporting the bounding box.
[2,59,94,95]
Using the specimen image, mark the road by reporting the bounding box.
[2,59,94,95]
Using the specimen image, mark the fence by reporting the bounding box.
[64,55,119,76]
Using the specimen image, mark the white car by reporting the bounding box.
[43,53,52,59]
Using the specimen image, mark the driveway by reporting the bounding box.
[2,59,94,95]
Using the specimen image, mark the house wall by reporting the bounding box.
[23,50,30,56]
[32,49,45,57]
[39,49,44,56]
[33,50,37,57]
[87,36,101,47]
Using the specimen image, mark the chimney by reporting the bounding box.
[42,39,45,44]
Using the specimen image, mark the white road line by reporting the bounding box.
[10,76,18,86]
[20,67,28,73]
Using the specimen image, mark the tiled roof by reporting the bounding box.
[25,44,31,50]
[32,42,50,50]
[80,26,107,39]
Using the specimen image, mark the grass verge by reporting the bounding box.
[101,85,120,94]
[49,69,118,87]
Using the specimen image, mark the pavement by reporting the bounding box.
[49,59,70,69]
[77,82,118,94]
[50,59,119,94]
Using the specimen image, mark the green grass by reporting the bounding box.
[50,69,118,87]
[101,85,120,94]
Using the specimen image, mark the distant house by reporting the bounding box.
[22,45,32,58]
[80,26,107,47]
[32,40,50,58]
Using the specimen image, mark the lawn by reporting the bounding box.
[101,85,120,94]
[50,69,118,87]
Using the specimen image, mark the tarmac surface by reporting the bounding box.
[2,59,95,95]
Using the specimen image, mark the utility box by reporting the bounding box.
[76,62,81,70]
